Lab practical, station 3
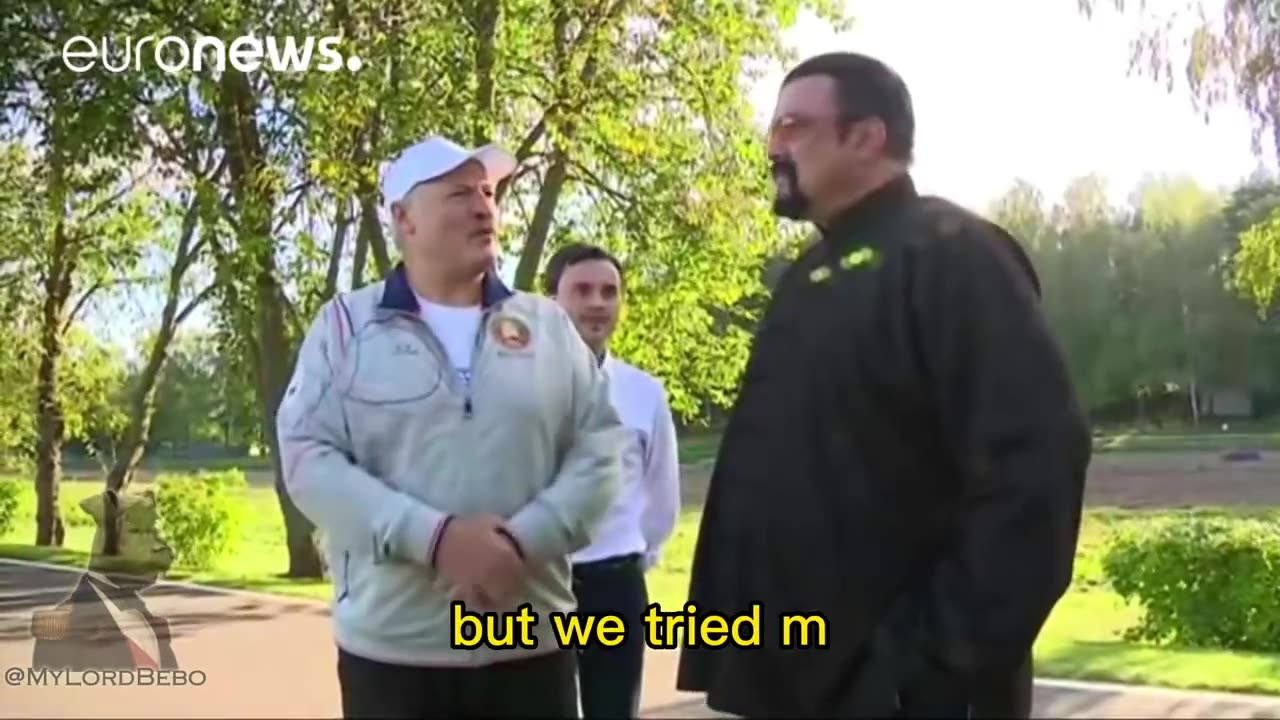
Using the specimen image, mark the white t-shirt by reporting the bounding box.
[416,297,483,387]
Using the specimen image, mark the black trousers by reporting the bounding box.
[337,646,578,719]
[897,651,1035,718]
[970,652,1034,718]
[572,553,649,719]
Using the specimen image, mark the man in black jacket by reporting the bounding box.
[675,51,1091,718]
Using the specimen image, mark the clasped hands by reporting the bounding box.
[435,514,527,611]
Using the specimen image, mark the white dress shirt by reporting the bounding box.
[571,352,681,569]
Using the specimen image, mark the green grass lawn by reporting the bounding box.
[5,472,1280,695]
[1034,508,1280,693]
[0,478,333,600]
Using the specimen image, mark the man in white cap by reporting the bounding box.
[277,135,625,718]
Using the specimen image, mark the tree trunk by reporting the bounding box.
[33,311,66,547]
[106,200,202,486]
[471,0,499,146]
[218,68,322,579]
[103,318,173,494]
[1189,376,1200,427]
[34,164,73,547]
[102,200,206,540]
[256,272,322,577]
[352,219,369,289]
[356,189,389,277]
[323,200,350,298]
[513,154,569,291]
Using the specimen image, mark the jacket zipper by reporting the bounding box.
[337,551,350,602]
[401,308,491,421]
[463,311,491,419]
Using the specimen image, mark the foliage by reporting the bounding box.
[154,470,248,569]
[62,324,131,459]
[989,173,1277,422]
[273,0,852,422]
[1102,516,1280,652]
[1230,205,1280,314]
[0,478,19,536]
[1077,0,1280,164]
[147,330,261,450]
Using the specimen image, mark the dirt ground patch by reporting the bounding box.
[71,450,1278,512]
[678,451,1280,510]
[1084,451,1280,508]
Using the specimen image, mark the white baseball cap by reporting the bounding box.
[380,136,517,212]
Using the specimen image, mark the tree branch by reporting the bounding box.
[567,158,634,206]
[515,116,549,161]
[495,119,551,203]
[172,193,203,269]
[63,282,101,332]
[78,171,147,224]
[272,180,314,234]
[176,282,217,325]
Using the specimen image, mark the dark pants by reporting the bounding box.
[970,652,1034,718]
[337,646,578,719]
[572,553,649,719]
[898,651,1035,718]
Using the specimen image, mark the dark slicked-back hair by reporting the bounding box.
[783,52,915,163]
[542,242,625,295]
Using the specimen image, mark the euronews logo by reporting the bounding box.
[62,34,363,74]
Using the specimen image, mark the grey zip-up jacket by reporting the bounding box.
[276,264,624,666]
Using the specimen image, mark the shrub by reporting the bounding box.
[155,469,248,569]
[0,478,20,536]
[62,497,95,527]
[1102,516,1280,652]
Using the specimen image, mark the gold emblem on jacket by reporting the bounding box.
[491,315,531,351]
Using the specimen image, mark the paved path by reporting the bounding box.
[3,559,1280,718]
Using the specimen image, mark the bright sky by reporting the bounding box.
[752,0,1276,212]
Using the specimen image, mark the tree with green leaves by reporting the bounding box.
[6,0,852,572]
[989,172,1273,425]
[102,188,219,501]
[144,0,851,576]
[2,0,170,545]
[0,140,153,542]
[145,330,260,451]
[1076,0,1278,165]
[1077,1,1280,368]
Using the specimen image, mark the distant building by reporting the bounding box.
[1202,387,1253,418]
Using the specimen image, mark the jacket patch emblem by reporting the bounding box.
[491,315,531,350]
[840,247,878,269]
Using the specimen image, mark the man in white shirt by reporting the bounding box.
[544,242,682,718]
